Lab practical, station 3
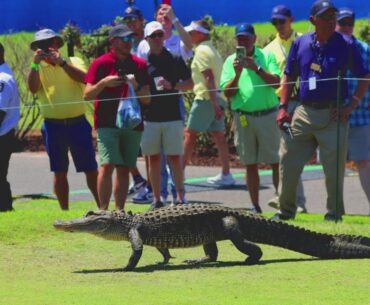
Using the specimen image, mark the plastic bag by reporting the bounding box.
[116,83,142,129]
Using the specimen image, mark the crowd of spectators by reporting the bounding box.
[1,0,370,221]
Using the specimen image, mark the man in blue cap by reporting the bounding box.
[273,0,370,221]
[220,23,281,214]
[264,4,307,214]
[123,6,145,55]
[336,8,370,216]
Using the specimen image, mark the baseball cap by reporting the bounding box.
[310,0,338,16]
[144,21,164,38]
[123,6,143,19]
[184,21,210,34]
[235,23,255,37]
[109,24,133,38]
[337,8,355,21]
[271,5,292,20]
[30,29,64,51]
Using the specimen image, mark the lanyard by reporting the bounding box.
[277,31,298,60]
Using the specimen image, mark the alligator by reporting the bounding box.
[54,204,370,271]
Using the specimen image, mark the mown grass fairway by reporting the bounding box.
[1,200,369,305]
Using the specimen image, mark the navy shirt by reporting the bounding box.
[285,31,368,103]
[145,48,191,122]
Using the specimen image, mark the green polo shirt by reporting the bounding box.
[220,47,280,112]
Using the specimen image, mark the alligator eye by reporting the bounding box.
[85,211,95,217]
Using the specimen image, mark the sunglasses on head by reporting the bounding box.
[124,16,138,23]
[148,32,164,39]
[338,19,354,27]
[120,35,135,43]
[271,19,286,26]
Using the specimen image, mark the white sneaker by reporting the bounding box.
[207,173,235,186]
[132,187,153,204]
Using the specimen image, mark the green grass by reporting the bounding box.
[1,200,369,305]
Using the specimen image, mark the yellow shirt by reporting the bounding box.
[191,40,223,101]
[263,31,301,97]
[37,57,86,119]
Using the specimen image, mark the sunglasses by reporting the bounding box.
[120,35,135,43]
[124,17,138,23]
[148,32,164,39]
[338,20,354,27]
[271,19,286,26]
[317,12,337,21]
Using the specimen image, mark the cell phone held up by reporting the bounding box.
[236,46,246,61]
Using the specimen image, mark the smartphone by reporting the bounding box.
[236,46,246,60]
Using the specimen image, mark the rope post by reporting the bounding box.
[335,72,342,223]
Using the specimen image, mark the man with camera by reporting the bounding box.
[0,43,20,212]
[84,24,150,211]
[220,23,281,214]
[263,5,307,214]
[27,29,99,210]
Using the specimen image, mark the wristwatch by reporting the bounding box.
[257,66,264,74]
[59,59,67,67]
[278,103,288,110]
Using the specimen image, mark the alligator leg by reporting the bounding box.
[156,248,173,264]
[184,242,218,265]
[222,216,263,265]
[122,228,143,271]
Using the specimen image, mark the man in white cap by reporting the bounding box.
[183,19,235,187]
[0,43,20,212]
[140,21,193,209]
[27,29,99,210]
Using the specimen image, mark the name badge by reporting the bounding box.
[310,63,321,73]
[309,77,317,90]
[239,114,248,127]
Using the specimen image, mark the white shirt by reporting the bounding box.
[137,34,193,61]
[0,63,20,136]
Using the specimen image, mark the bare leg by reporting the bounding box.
[183,129,197,169]
[211,131,230,175]
[270,163,279,194]
[114,166,130,210]
[246,164,259,207]
[54,171,69,210]
[97,164,114,210]
[167,155,184,201]
[148,154,161,202]
[356,160,370,204]
[84,170,100,208]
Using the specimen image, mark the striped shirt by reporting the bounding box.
[347,38,370,127]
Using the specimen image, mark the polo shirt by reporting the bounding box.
[0,63,20,136]
[145,48,191,122]
[37,57,86,119]
[263,31,301,97]
[191,40,223,101]
[137,34,193,62]
[220,47,280,112]
[346,38,370,127]
[85,50,150,129]
[285,31,368,103]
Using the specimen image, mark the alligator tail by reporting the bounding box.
[239,216,370,259]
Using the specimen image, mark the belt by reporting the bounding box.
[44,115,85,125]
[301,101,338,109]
[236,106,277,117]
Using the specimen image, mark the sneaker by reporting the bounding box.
[271,213,295,221]
[250,205,262,214]
[324,213,342,222]
[207,173,235,186]
[297,206,308,214]
[149,201,164,210]
[128,180,147,196]
[267,196,280,210]
[132,187,153,204]
[160,196,169,204]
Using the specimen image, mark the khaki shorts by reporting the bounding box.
[141,120,184,156]
[186,99,226,132]
[233,110,280,165]
[97,128,142,167]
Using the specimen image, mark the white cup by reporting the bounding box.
[154,76,164,91]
